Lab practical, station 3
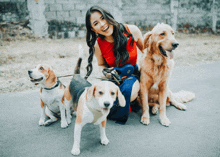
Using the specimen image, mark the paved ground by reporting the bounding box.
[1,62,220,157]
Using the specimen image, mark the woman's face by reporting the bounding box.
[90,11,114,37]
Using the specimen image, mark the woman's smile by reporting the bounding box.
[90,11,113,37]
[102,26,109,32]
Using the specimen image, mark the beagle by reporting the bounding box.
[28,64,68,128]
[64,46,126,155]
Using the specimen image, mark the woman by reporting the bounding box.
[85,6,144,124]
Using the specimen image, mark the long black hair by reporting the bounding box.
[84,6,134,79]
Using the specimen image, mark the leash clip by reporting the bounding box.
[102,68,122,85]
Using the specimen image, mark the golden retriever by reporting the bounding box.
[139,23,195,126]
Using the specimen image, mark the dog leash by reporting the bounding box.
[57,74,74,78]
[56,64,134,85]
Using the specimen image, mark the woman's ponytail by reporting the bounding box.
[84,31,97,80]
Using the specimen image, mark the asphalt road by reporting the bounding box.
[1,62,220,157]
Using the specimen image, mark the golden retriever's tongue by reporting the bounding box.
[170,51,174,59]
[166,50,174,59]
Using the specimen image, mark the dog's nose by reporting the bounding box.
[172,42,179,48]
[28,70,32,75]
[104,101,110,108]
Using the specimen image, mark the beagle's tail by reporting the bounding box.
[74,44,85,74]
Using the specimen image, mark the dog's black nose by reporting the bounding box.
[104,101,110,108]
[172,42,179,48]
[28,70,32,75]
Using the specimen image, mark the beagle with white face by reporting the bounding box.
[28,64,68,128]
[64,56,125,155]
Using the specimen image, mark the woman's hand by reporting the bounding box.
[102,67,114,79]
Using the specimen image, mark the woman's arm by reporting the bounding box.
[94,41,108,73]
[127,24,144,53]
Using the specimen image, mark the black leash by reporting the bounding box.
[57,74,74,78]
[56,69,123,85]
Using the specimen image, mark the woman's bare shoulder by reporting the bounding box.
[126,24,140,33]
[126,24,142,41]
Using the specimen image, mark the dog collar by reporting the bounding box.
[44,79,60,90]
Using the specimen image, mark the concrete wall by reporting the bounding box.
[44,0,220,35]
[1,0,220,37]
[27,0,48,37]
[177,0,220,33]
[0,0,28,22]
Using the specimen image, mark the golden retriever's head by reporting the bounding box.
[144,23,179,59]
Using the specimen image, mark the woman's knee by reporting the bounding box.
[130,80,140,102]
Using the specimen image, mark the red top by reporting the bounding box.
[97,25,137,67]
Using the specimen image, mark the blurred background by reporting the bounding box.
[0,0,220,93]
[0,0,219,40]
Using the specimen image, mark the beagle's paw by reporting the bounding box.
[71,147,80,156]
[61,120,68,128]
[39,119,45,126]
[67,117,72,125]
[101,138,109,145]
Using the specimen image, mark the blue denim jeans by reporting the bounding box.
[107,64,140,124]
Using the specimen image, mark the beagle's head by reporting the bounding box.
[144,23,179,59]
[86,81,125,114]
[28,64,55,86]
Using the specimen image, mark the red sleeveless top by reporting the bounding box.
[97,25,137,67]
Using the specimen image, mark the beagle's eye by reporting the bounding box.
[172,32,175,35]
[39,67,44,71]
[99,91,103,95]
[111,92,115,96]
[160,33,165,36]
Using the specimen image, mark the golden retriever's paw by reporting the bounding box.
[152,104,159,114]
[175,103,187,110]
[152,107,159,115]
[160,117,171,126]
[141,116,150,125]
[166,103,170,106]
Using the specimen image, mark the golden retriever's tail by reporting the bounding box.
[173,90,195,103]
[74,44,85,74]
[168,90,195,110]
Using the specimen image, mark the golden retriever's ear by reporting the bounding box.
[143,32,152,49]
[116,87,126,107]
[86,85,96,101]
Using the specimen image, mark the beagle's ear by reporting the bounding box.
[143,32,152,49]
[86,85,96,101]
[116,87,126,107]
[47,67,56,80]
